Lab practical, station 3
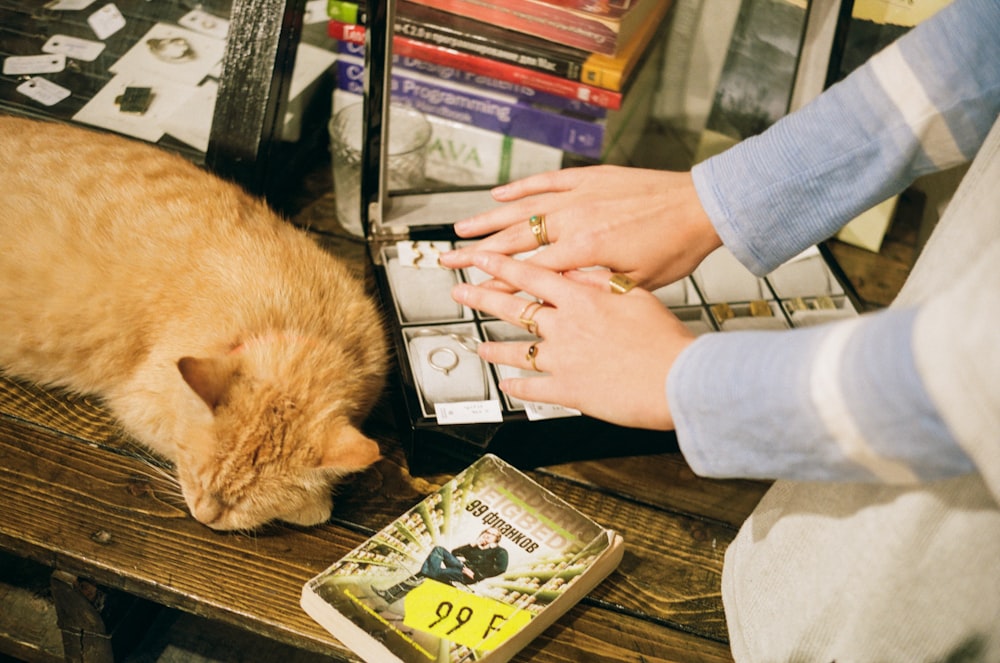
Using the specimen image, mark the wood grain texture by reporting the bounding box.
[0,372,735,662]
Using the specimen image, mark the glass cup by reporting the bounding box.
[329,102,432,237]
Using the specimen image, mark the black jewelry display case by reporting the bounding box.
[352,0,859,474]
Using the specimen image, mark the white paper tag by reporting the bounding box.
[43,34,107,62]
[178,9,230,40]
[16,77,72,106]
[435,400,504,424]
[304,0,329,24]
[396,240,452,268]
[46,0,99,9]
[524,401,581,421]
[88,3,126,40]
[3,54,67,75]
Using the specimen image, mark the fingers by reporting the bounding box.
[479,340,546,374]
[453,252,579,311]
[451,168,587,239]
[488,168,580,202]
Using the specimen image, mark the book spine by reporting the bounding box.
[336,56,607,159]
[328,20,624,110]
[327,0,359,23]
[333,89,565,185]
[336,41,607,119]
[333,0,637,92]
[391,7,587,82]
[406,0,621,54]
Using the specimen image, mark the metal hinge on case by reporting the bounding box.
[368,201,412,241]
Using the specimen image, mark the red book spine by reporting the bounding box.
[408,0,620,54]
[328,20,624,110]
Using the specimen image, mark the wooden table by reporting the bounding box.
[0,161,916,663]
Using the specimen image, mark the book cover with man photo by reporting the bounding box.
[300,454,624,663]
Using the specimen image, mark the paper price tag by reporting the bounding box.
[303,0,328,24]
[43,34,106,61]
[435,400,503,424]
[3,54,67,75]
[524,401,581,421]
[16,77,72,106]
[403,580,532,652]
[88,3,126,40]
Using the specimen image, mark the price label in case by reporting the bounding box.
[43,34,106,62]
[435,400,503,424]
[88,3,126,40]
[16,77,71,106]
[3,54,66,75]
[403,580,532,651]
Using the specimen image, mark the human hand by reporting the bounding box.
[451,252,696,430]
[439,165,722,291]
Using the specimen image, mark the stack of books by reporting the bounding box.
[327,0,674,186]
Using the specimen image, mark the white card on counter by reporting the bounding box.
[16,77,72,106]
[3,54,67,75]
[435,400,504,424]
[88,3,126,40]
[43,34,106,62]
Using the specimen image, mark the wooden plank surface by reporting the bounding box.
[0,373,735,662]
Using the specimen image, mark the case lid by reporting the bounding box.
[359,0,498,241]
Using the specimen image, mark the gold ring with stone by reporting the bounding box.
[529,214,550,246]
[517,300,544,335]
[526,342,540,371]
[609,273,638,294]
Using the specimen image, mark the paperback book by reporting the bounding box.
[328,0,672,92]
[300,454,625,663]
[337,40,608,119]
[327,18,627,110]
[404,0,669,55]
[334,29,664,161]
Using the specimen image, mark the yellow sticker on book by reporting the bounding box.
[403,579,533,652]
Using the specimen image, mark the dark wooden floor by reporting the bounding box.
[0,141,920,663]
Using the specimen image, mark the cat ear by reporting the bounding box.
[319,426,382,471]
[177,356,240,412]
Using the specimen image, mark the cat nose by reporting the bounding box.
[190,495,225,528]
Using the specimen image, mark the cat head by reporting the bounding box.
[174,349,382,531]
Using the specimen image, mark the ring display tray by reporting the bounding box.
[356,0,860,474]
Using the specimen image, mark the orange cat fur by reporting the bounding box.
[0,116,388,531]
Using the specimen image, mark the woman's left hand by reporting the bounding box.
[451,252,696,431]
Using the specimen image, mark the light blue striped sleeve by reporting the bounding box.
[668,0,999,481]
[667,308,973,482]
[691,0,1000,275]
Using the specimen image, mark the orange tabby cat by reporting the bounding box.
[0,116,387,530]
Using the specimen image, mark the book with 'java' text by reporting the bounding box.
[300,454,624,662]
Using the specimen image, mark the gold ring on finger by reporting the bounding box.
[517,300,544,335]
[529,214,550,247]
[526,342,541,372]
[609,272,638,294]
